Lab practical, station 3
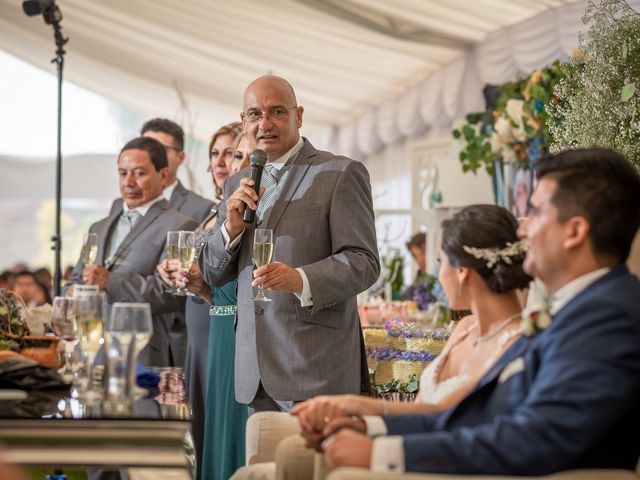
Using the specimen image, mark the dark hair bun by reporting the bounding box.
[441,204,532,294]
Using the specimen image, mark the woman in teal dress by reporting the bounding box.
[158,130,251,480]
[201,280,248,480]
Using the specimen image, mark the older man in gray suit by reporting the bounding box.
[67,136,197,367]
[111,118,214,221]
[198,75,380,412]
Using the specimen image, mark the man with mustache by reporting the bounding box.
[66,136,197,367]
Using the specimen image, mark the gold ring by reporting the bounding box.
[322,416,331,424]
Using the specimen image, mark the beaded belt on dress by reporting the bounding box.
[209,305,238,316]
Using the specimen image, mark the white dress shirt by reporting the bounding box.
[221,137,313,306]
[163,179,179,201]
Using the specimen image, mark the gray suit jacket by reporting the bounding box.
[110,181,214,223]
[66,200,198,367]
[198,139,380,403]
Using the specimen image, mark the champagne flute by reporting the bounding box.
[51,296,79,383]
[252,228,273,302]
[165,231,181,294]
[80,232,98,266]
[74,291,107,401]
[176,230,196,296]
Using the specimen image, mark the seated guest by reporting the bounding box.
[298,148,640,476]
[65,136,197,368]
[295,205,530,420]
[12,270,39,307]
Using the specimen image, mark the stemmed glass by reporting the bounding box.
[80,232,98,266]
[51,296,79,383]
[165,231,181,294]
[104,302,152,408]
[74,291,107,401]
[176,231,196,296]
[252,228,273,302]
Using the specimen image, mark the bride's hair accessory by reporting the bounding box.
[462,240,527,269]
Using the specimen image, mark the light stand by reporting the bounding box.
[23,0,68,296]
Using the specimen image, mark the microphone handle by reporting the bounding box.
[243,167,263,223]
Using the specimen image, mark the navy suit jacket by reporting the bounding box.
[384,265,640,475]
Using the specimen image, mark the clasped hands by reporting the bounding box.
[291,395,374,469]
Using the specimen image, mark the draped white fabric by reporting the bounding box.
[0,0,600,156]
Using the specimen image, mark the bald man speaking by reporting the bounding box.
[198,75,380,412]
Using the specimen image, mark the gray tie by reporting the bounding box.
[256,165,280,224]
[105,210,141,267]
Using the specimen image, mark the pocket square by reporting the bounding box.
[498,357,525,384]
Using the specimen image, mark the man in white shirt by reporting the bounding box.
[296,148,640,476]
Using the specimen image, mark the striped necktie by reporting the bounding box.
[256,165,281,224]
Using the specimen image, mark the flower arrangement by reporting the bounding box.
[410,274,438,310]
[548,0,640,170]
[0,289,30,351]
[452,62,564,174]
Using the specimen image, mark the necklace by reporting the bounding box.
[473,312,521,346]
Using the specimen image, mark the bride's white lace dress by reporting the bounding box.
[419,324,519,404]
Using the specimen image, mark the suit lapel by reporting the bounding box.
[474,335,530,390]
[107,201,170,271]
[170,181,187,211]
[97,210,123,266]
[265,140,315,231]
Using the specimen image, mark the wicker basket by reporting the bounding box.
[405,337,432,351]
[366,357,378,372]
[425,339,447,355]
[386,336,406,350]
[363,328,388,350]
[392,360,429,382]
[374,360,394,384]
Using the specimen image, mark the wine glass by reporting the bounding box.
[107,302,153,402]
[74,291,107,401]
[51,296,79,383]
[73,284,100,297]
[80,232,98,266]
[252,228,273,302]
[165,231,181,294]
[176,230,196,296]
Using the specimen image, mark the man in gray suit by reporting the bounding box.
[111,118,214,222]
[67,136,197,367]
[198,75,380,411]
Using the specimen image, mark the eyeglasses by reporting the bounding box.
[241,106,297,124]
[162,144,182,153]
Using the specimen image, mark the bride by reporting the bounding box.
[293,204,531,435]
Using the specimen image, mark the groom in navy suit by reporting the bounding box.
[311,148,640,475]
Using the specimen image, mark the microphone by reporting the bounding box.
[243,149,268,224]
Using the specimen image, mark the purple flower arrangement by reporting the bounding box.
[368,347,436,363]
[400,350,436,363]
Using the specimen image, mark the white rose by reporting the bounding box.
[490,131,503,155]
[512,125,528,142]
[505,99,525,126]
[494,116,515,143]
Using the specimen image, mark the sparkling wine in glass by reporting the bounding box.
[51,296,79,383]
[176,231,196,296]
[252,228,273,302]
[80,232,98,266]
[74,291,107,401]
[165,231,181,294]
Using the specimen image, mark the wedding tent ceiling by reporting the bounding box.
[0,0,579,143]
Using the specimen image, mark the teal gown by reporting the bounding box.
[201,281,248,480]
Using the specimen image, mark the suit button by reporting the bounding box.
[255,306,264,315]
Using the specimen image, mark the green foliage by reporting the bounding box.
[452,63,564,175]
[383,248,404,300]
[549,0,640,170]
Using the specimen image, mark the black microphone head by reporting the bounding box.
[22,0,54,16]
[249,149,267,167]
